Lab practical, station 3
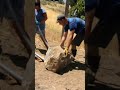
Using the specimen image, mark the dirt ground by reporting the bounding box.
[35,2,85,90]
[35,37,85,90]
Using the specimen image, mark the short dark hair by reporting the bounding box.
[35,2,40,7]
[57,15,65,20]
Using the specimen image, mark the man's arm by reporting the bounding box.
[60,31,68,48]
[66,30,75,49]
[43,13,48,21]
[41,13,48,23]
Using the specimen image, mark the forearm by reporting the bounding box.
[41,13,47,23]
[42,17,47,22]
[66,34,73,49]
[41,18,47,23]
[60,36,66,46]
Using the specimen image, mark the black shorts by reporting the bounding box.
[72,29,85,46]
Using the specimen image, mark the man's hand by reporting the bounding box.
[64,47,68,56]
[60,43,64,49]
[60,32,68,49]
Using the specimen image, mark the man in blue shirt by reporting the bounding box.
[35,1,47,38]
[57,15,85,57]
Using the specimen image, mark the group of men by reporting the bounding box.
[35,1,85,57]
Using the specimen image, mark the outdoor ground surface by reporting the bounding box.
[35,1,85,90]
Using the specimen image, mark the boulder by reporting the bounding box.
[44,46,74,73]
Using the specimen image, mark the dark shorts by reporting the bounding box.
[72,29,85,46]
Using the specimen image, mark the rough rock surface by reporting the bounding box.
[44,46,74,73]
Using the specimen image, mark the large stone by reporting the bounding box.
[44,46,74,73]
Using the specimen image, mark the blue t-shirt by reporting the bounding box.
[64,18,85,34]
[35,8,46,30]
[35,8,46,23]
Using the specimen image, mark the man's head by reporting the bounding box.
[35,2,41,10]
[57,15,67,26]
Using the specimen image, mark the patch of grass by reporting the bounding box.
[41,3,65,43]
[41,1,65,14]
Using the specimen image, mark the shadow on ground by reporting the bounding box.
[38,49,47,55]
[2,53,28,69]
[35,48,47,55]
[58,60,86,75]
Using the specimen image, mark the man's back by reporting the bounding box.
[35,8,46,23]
[66,17,85,34]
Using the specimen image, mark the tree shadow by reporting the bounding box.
[2,53,28,69]
[58,60,86,75]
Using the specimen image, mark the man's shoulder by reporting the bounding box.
[68,17,84,23]
[67,18,77,29]
[41,8,46,13]
[67,17,77,22]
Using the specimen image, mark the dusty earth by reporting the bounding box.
[35,36,85,90]
[35,2,85,90]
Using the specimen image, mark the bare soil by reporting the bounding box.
[35,33,85,90]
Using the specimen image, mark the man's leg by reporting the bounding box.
[39,24,47,42]
[71,30,85,57]
[71,45,77,57]
[41,30,45,38]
